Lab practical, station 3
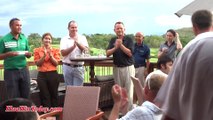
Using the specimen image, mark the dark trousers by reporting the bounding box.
[37,71,59,107]
[4,67,30,99]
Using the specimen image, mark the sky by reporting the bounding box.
[0,0,194,38]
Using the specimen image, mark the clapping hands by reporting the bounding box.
[162,47,168,53]
[25,52,32,58]
[115,39,122,49]
[112,84,129,113]
[43,48,53,58]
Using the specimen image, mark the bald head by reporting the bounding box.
[135,32,144,36]
[135,32,144,43]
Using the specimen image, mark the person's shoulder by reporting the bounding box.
[131,101,156,115]
[61,35,70,40]
[78,34,87,40]
[19,33,27,39]
[159,43,165,48]
[143,44,150,48]
[78,33,86,37]
[1,33,13,40]
[142,101,156,107]
[160,42,166,46]
[33,47,42,52]
[52,47,60,52]
[142,101,161,112]
[109,36,117,41]
[20,33,26,36]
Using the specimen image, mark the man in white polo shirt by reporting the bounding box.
[60,20,89,86]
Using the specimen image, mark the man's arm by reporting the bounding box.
[75,41,88,52]
[109,85,129,120]
[145,47,150,75]
[119,44,132,57]
[106,39,118,57]
[109,85,122,120]
[176,33,183,51]
[106,47,117,57]
[114,38,133,57]
[109,102,121,120]
[117,38,133,57]
[158,47,167,58]
[61,44,76,57]
[145,59,150,76]
[0,53,8,60]
[0,52,18,60]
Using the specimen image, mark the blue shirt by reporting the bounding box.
[119,101,162,120]
[133,42,150,68]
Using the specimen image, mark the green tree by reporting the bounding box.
[28,33,41,53]
[52,37,61,44]
[176,27,194,47]
[86,34,115,49]
[145,35,164,48]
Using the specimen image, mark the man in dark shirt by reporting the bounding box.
[106,21,135,111]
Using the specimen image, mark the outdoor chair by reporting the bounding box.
[39,86,104,120]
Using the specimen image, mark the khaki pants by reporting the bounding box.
[113,65,135,110]
[135,66,145,87]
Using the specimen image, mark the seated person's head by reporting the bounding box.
[157,56,173,74]
[144,71,167,102]
[0,98,39,120]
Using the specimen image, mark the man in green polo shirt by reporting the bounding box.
[0,18,32,99]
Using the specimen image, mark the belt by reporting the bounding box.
[134,65,145,68]
[115,65,128,68]
[63,63,83,67]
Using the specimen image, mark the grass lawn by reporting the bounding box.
[0,47,159,64]
[150,48,158,63]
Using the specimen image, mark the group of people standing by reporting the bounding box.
[1,9,212,120]
[0,16,180,107]
[0,19,89,108]
[0,17,182,109]
[106,21,183,112]
[109,9,213,120]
